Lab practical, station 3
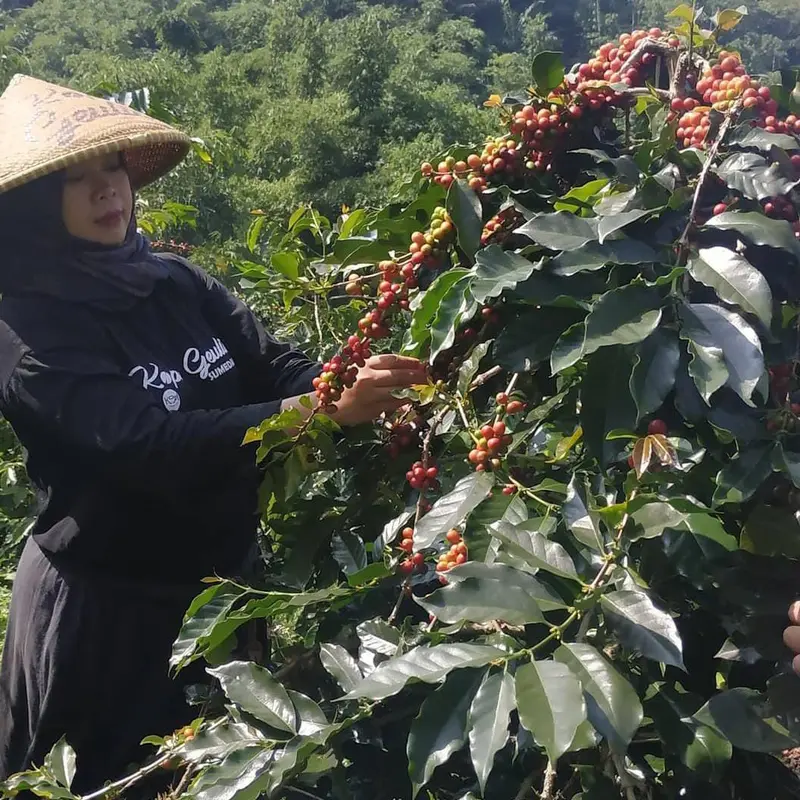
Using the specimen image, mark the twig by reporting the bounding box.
[312,294,324,346]
[576,607,595,642]
[469,364,503,390]
[169,765,195,799]
[540,761,557,800]
[677,98,744,255]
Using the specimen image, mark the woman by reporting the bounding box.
[0,74,426,792]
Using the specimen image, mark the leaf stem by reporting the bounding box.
[540,761,557,800]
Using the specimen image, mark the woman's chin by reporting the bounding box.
[84,224,128,246]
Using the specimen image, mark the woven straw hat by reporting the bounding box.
[0,74,191,195]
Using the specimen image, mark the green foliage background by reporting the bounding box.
[0,0,798,249]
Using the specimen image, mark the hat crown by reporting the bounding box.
[0,74,191,194]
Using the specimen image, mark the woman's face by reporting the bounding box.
[61,153,133,245]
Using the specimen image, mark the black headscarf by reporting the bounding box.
[0,162,171,312]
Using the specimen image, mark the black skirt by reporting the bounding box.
[0,536,213,794]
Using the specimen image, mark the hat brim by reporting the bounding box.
[0,132,191,195]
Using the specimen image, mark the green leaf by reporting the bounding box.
[490,519,579,580]
[357,617,401,663]
[714,6,747,30]
[246,215,266,253]
[338,208,368,239]
[402,269,471,357]
[343,643,506,701]
[714,152,799,202]
[531,51,565,94]
[288,690,329,736]
[414,573,545,625]
[515,211,599,251]
[668,3,699,22]
[319,643,362,693]
[551,239,657,276]
[563,474,605,552]
[646,685,732,782]
[713,442,776,505]
[188,746,274,800]
[703,211,800,260]
[693,688,798,752]
[554,643,643,754]
[597,209,653,244]
[407,668,483,796]
[580,346,638,468]
[493,308,584,372]
[208,661,297,733]
[414,472,495,550]
[690,247,773,328]
[457,340,493,395]
[470,245,539,305]
[551,285,663,374]
[740,504,800,557]
[554,178,610,213]
[447,179,483,258]
[468,670,516,793]
[515,660,587,762]
[443,562,567,612]
[629,500,737,550]
[729,125,799,152]
[330,532,367,575]
[171,586,242,670]
[680,303,765,406]
[600,589,685,669]
[271,251,301,280]
[630,330,681,423]
[44,738,76,788]
[430,275,477,361]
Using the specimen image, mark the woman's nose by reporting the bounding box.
[90,173,115,200]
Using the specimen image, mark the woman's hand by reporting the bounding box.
[785,602,800,673]
[327,354,428,426]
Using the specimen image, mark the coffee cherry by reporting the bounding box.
[713,203,728,216]
[648,419,668,435]
[506,400,525,414]
[446,529,461,544]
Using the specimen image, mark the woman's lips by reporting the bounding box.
[95,210,124,227]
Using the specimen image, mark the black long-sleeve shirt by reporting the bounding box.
[0,256,321,582]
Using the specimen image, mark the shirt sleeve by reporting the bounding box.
[1,341,282,494]
[179,260,322,403]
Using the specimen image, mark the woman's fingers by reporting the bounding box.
[784,625,800,654]
[372,369,430,388]
[790,600,800,625]
[367,354,427,373]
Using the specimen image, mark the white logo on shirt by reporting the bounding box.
[128,338,236,405]
[162,389,181,412]
[183,337,235,382]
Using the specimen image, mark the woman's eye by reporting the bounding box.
[64,173,84,183]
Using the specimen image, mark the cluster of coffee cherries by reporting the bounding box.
[151,239,193,256]
[576,27,677,90]
[694,52,780,119]
[467,419,513,472]
[385,418,423,459]
[408,208,456,272]
[436,528,468,576]
[421,156,487,193]
[398,526,425,575]
[674,51,800,152]
[316,208,458,408]
[406,460,440,491]
[418,29,683,190]
[480,207,525,247]
[312,335,371,405]
[496,392,526,415]
[762,196,799,223]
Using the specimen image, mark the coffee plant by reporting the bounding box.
[8,6,800,799]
